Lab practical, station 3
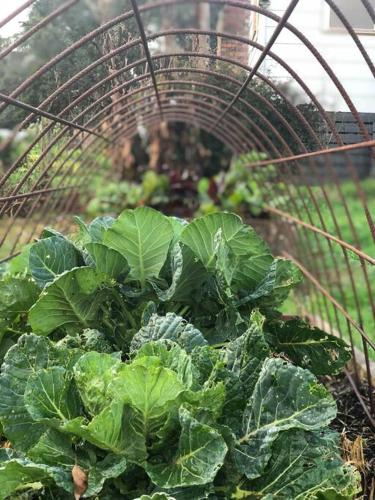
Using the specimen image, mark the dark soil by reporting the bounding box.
[325,374,375,499]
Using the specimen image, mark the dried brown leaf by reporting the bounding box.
[341,432,365,471]
[72,464,88,500]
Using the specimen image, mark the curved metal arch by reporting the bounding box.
[0,0,374,421]
[2,46,374,304]
[2,31,372,227]
[2,0,373,144]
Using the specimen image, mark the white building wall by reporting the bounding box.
[255,0,375,112]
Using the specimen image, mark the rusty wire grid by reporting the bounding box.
[0,0,374,424]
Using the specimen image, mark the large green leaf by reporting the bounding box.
[236,430,360,499]
[151,243,183,302]
[0,450,70,500]
[0,276,39,331]
[130,313,208,354]
[266,318,352,376]
[27,428,75,468]
[85,452,128,497]
[171,246,210,303]
[135,495,175,500]
[85,242,129,280]
[89,216,116,242]
[108,362,186,439]
[18,428,128,497]
[235,358,337,480]
[28,429,129,497]
[6,243,31,275]
[24,366,81,424]
[68,357,186,461]
[28,267,111,335]
[104,207,173,285]
[146,406,227,488]
[181,213,272,290]
[74,215,115,245]
[29,236,82,287]
[0,334,82,451]
[240,258,302,309]
[222,310,270,430]
[79,401,147,460]
[153,485,214,500]
[135,341,195,389]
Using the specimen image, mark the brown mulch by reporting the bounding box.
[325,374,375,499]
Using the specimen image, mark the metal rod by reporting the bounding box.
[0,93,112,144]
[209,0,300,132]
[129,0,164,119]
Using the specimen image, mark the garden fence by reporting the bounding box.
[0,0,374,426]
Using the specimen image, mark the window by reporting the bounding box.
[329,0,375,31]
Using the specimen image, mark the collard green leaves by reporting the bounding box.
[28,267,111,335]
[0,209,357,499]
[234,358,337,480]
[235,430,360,499]
[146,406,228,488]
[0,334,83,452]
[181,212,273,291]
[130,313,208,354]
[0,325,359,499]
[85,242,129,280]
[0,276,39,330]
[266,318,352,376]
[104,207,173,285]
[29,236,82,287]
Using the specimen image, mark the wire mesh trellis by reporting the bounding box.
[0,0,374,425]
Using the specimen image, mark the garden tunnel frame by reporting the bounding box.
[0,0,374,425]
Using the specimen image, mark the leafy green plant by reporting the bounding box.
[0,208,358,498]
[86,171,170,217]
[0,323,358,498]
[198,151,285,217]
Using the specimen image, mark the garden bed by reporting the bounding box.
[326,374,375,498]
[0,207,367,498]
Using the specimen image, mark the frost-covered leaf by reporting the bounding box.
[235,358,337,480]
[85,242,129,280]
[266,318,352,376]
[104,207,173,285]
[146,406,227,488]
[28,267,112,335]
[29,236,82,287]
[130,313,208,354]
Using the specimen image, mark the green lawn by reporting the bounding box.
[282,178,375,357]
